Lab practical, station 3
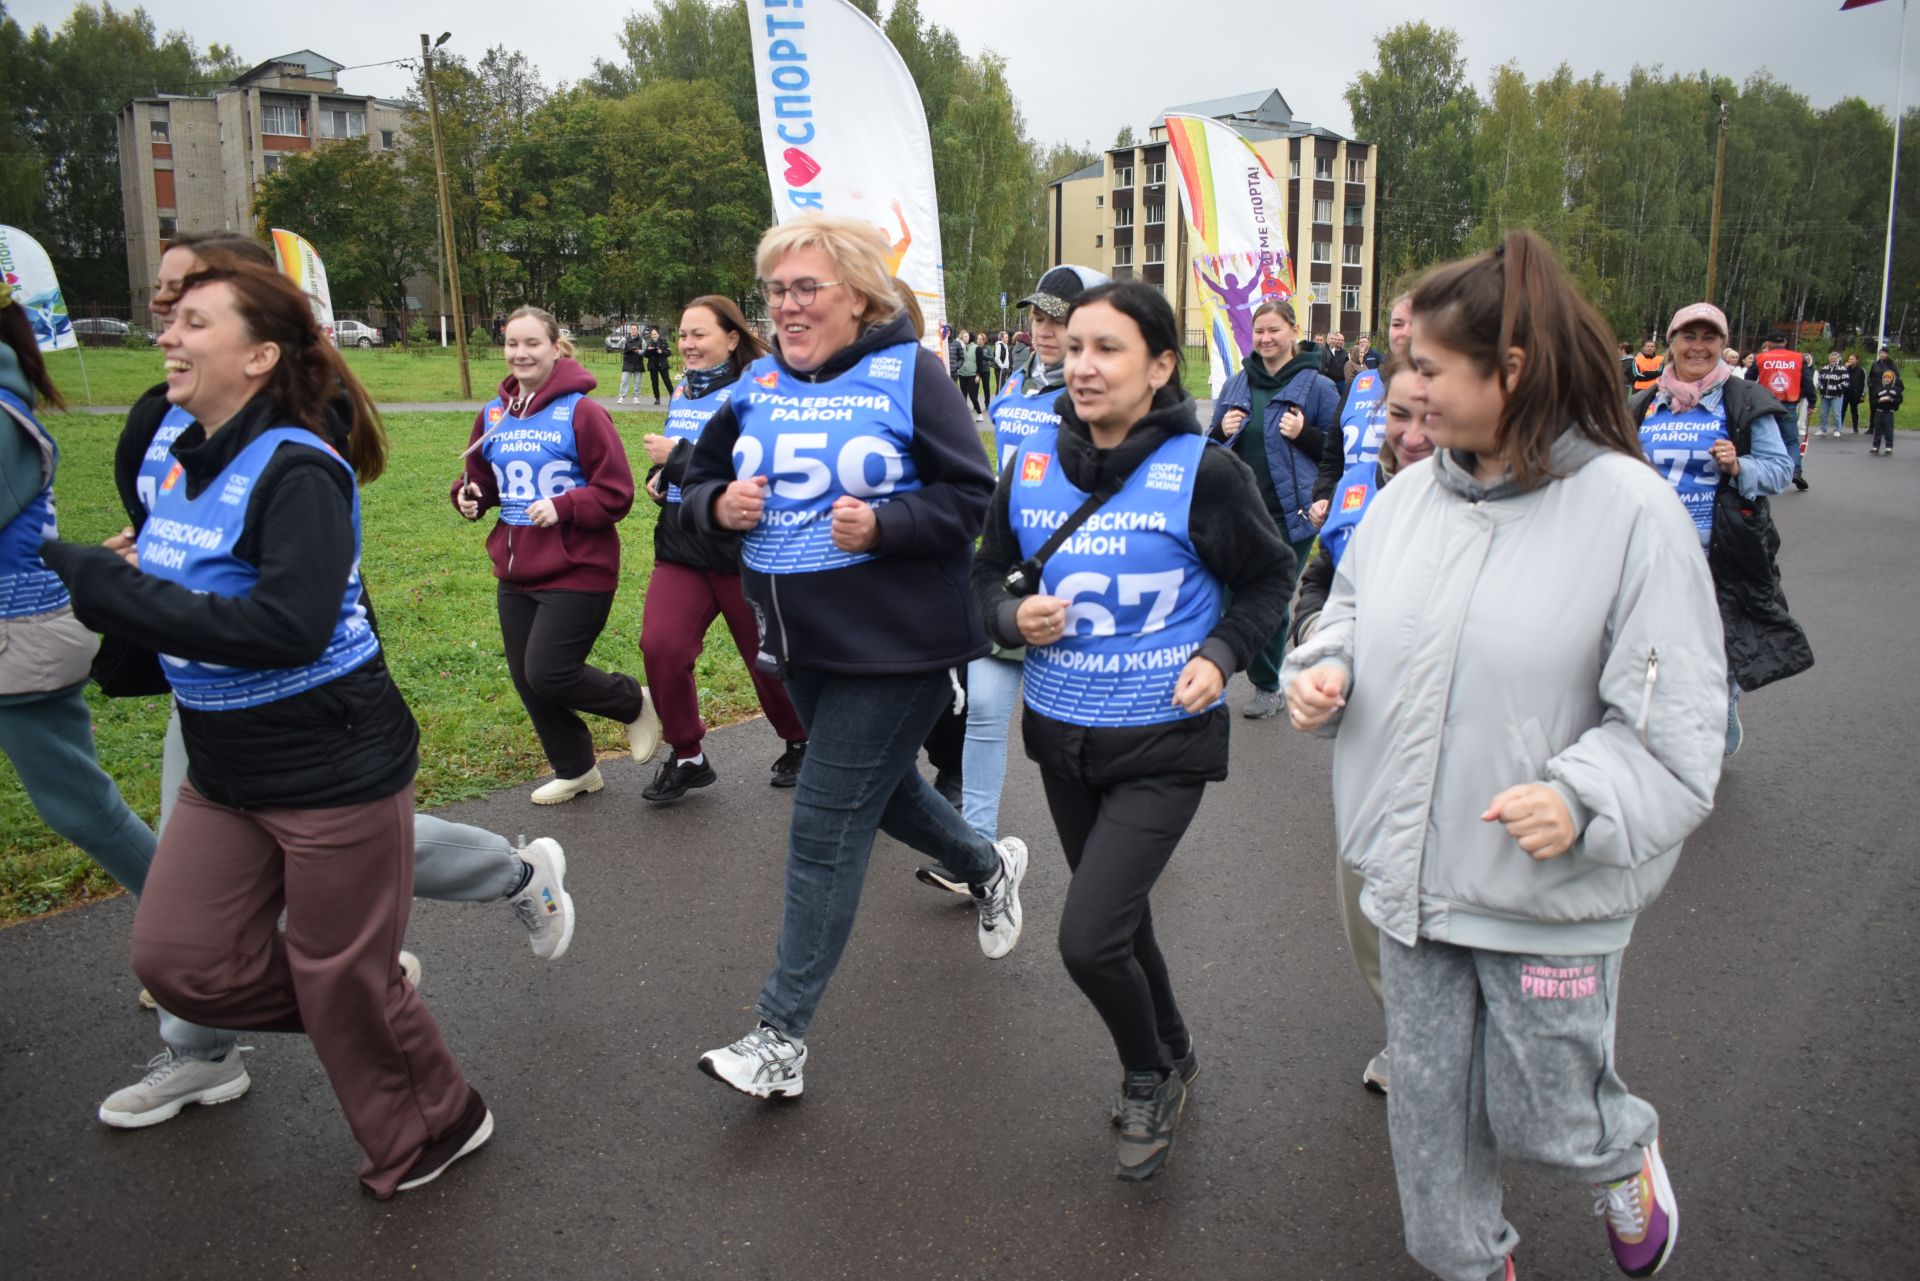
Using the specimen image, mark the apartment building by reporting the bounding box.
[116,50,411,312]
[1046,89,1378,343]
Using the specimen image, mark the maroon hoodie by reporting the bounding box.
[451,358,634,593]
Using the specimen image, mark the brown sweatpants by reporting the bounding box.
[131,780,471,1198]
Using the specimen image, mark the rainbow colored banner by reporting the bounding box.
[270,228,335,343]
[1165,113,1293,397]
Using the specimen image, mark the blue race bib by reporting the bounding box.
[479,393,586,526]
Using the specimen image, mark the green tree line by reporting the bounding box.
[1,0,1096,335]
[1350,20,1920,348]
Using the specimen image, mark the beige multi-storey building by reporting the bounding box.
[1046,89,1378,346]
[116,50,412,312]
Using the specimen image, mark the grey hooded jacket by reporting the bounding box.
[1280,431,1726,955]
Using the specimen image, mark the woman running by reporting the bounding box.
[1207,299,1336,720]
[1287,353,1433,1098]
[454,305,659,804]
[975,281,1293,1181]
[43,260,492,1197]
[636,296,807,803]
[680,214,1026,1100]
[1285,231,1726,1280]
[1628,303,1799,758]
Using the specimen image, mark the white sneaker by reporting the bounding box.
[98,1046,251,1128]
[400,950,421,989]
[531,767,603,805]
[973,837,1028,959]
[616,396,627,404]
[508,838,575,961]
[1363,1047,1390,1093]
[628,688,662,762]
[699,1024,806,1099]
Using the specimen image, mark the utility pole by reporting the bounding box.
[1706,96,1730,305]
[1874,0,1911,352]
[422,32,472,399]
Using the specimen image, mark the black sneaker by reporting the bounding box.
[933,768,963,809]
[1114,1068,1187,1181]
[395,1088,492,1193]
[769,741,806,789]
[643,756,717,804]
[1793,473,1810,490]
[915,862,972,896]
[1112,1043,1200,1124]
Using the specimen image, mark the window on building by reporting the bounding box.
[1346,157,1367,183]
[1341,284,1362,313]
[1114,205,1133,227]
[157,215,177,242]
[150,118,169,142]
[1314,156,1334,180]
[380,129,395,150]
[1114,245,1133,267]
[1146,161,1165,185]
[1314,199,1332,224]
[1114,166,1134,188]
[1144,202,1164,225]
[1095,234,1104,247]
[260,103,307,136]
[1311,241,1332,265]
[1345,204,1365,227]
[1289,158,1300,179]
[1309,281,1331,305]
[1343,243,1363,267]
[1144,242,1164,265]
[263,154,283,175]
[318,108,366,140]
[1095,194,1104,207]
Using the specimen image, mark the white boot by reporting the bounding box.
[531,767,604,805]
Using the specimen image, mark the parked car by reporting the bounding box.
[604,330,628,353]
[332,319,385,349]
[70,317,158,347]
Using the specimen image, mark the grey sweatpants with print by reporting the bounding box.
[1380,936,1658,1281]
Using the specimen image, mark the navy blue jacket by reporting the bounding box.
[1209,364,1339,542]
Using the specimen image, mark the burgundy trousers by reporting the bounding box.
[130,781,471,1198]
[639,559,806,757]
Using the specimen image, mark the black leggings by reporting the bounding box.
[958,375,981,413]
[1043,768,1206,1073]
[497,584,645,777]
[1847,397,1863,430]
[648,365,670,401]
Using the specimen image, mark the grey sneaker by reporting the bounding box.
[1112,1043,1200,1124]
[1115,1068,1187,1181]
[1363,1047,1390,1094]
[1242,688,1285,719]
[98,1046,250,1128]
[972,837,1028,959]
[1725,703,1743,757]
[508,837,575,961]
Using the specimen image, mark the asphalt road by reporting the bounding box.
[1,434,1913,1281]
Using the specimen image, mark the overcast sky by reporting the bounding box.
[12,0,1918,145]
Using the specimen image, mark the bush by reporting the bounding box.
[406,317,430,352]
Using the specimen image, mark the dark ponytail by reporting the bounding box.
[1410,229,1640,489]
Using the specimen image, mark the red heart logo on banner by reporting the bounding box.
[782,147,822,187]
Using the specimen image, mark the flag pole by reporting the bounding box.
[1876,0,1910,351]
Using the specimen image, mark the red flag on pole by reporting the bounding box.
[1842,0,1891,10]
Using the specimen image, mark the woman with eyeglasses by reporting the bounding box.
[680,214,1027,1101]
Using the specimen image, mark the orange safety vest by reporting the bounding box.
[1755,349,1805,403]
[1632,353,1663,391]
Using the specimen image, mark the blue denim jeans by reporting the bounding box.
[1778,401,1803,475]
[960,654,1024,841]
[754,667,998,1039]
[1819,396,1844,432]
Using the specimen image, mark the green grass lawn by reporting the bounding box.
[0,404,775,922]
[38,344,656,408]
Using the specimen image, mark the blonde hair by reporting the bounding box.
[506,304,575,358]
[890,278,926,339]
[755,214,902,329]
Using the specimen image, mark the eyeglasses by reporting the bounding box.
[758,278,842,307]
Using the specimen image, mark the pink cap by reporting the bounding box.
[1667,302,1729,340]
